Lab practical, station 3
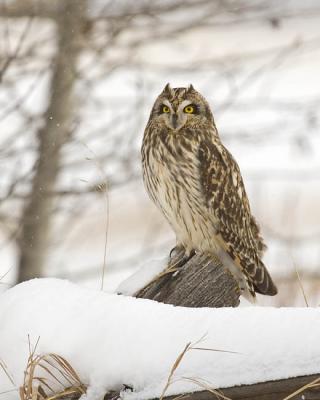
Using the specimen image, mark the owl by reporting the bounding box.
[141,83,277,299]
